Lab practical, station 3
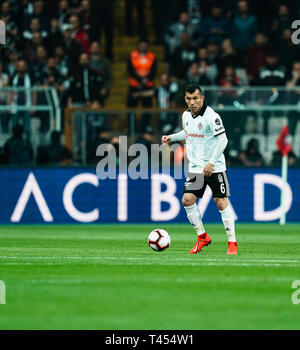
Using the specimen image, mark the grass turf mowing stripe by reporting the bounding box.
[0,224,300,330]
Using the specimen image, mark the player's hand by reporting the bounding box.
[203,163,214,177]
[161,135,171,144]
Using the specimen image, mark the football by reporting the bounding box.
[148,229,171,251]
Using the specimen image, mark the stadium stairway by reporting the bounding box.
[104,0,167,108]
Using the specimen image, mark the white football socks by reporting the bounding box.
[219,205,236,242]
[184,203,206,236]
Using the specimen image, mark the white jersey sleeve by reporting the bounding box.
[169,130,186,142]
[208,132,228,165]
[169,111,187,142]
[208,112,226,137]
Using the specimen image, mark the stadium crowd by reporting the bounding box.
[0,0,299,166]
[128,1,300,109]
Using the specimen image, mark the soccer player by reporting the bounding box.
[161,85,238,255]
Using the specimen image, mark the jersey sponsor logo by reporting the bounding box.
[215,126,224,132]
[215,118,221,125]
[187,133,205,138]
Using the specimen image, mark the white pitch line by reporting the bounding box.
[0,256,299,267]
[0,261,289,267]
[0,256,299,263]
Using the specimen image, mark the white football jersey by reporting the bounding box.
[182,103,226,173]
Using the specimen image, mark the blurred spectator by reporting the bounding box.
[2,124,33,165]
[90,0,114,60]
[245,32,272,84]
[206,41,220,66]
[155,73,175,108]
[1,7,21,52]
[164,12,199,59]
[0,1,16,24]
[186,61,211,86]
[197,47,218,83]
[270,4,293,45]
[219,66,239,105]
[23,0,49,32]
[69,14,90,53]
[286,61,300,134]
[219,66,239,86]
[47,18,64,56]
[258,52,286,134]
[58,0,71,30]
[169,33,197,79]
[36,57,65,131]
[258,52,286,86]
[62,24,83,71]
[232,0,258,61]
[155,73,179,134]
[87,125,110,164]
[36,130,72,165]
[54,45,70,79]
[68,53,103,108]
[127,39,156,108]
[286,61,300,94]
[31,45,48,85]
[200,4,232,45]
[217,38,240,76]
[239,138,264,166]
[271,149,298,167]
[22,0,36,17]
[89,41,112,105]
[23,31,45,63]
[30,46,52,131]
[23,17,48,40]
[0,61,9,133]
[125,0,146,38]
[6,22,21,52]
[43,57,64,94]
[8,59,36,141]
[77,0,90,32]
[278,29,300,75]
[6,50,19,77]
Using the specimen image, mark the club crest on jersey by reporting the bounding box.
[198,123,202,129]
[215,118,221,125]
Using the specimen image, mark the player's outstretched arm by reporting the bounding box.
[162,130,186,144]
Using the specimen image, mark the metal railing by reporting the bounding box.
[0,86,62,131]
[200,86,300,110]
[0,85,299,166]
[65,111,300,166]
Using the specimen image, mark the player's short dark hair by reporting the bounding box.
[185,84,203,95]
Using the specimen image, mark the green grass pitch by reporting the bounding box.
[0,223,300,330]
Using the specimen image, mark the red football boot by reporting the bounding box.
[227,242,238,255]
[189,233,212,254]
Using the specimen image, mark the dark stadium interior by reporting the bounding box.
[0,0,299,166]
